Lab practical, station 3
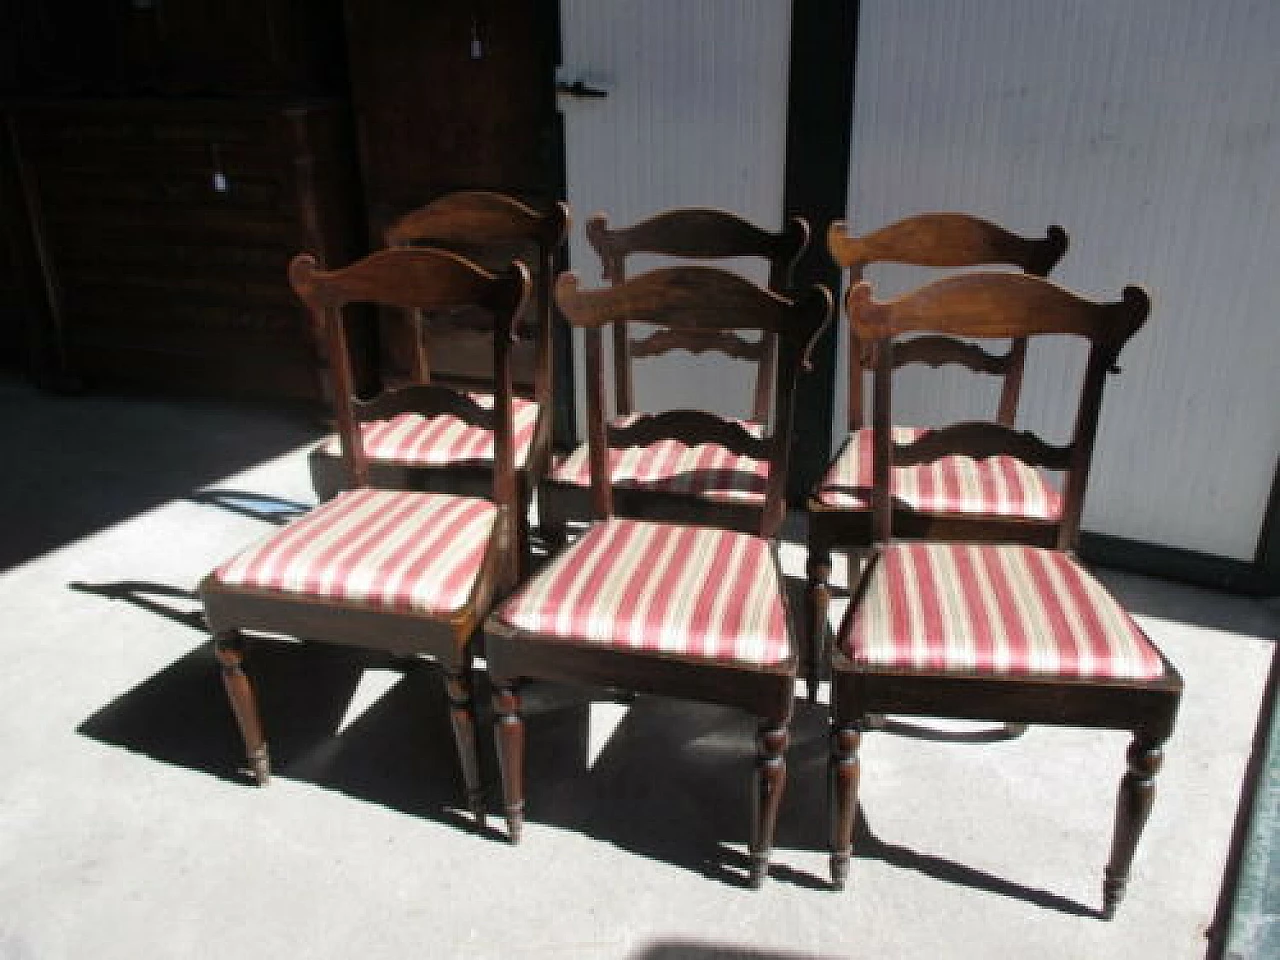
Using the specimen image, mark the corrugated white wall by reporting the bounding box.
[841,0,1280,560]
[558,0,792,423]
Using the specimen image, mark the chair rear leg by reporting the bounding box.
[537,485,569,549]
[444,664,485,826]
[829,723,861,890]
[1103,734,1165,918]
[213,630,270,785]
[749,722,789,888]
[492,683,525,843]
[805,536,832,704]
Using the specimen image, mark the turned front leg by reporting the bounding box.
[749,722,788,888]
[805,542,833,703]
[444,665,484,826]
[1103,735,1165,918]
[213,631,270,785]
[829,723,861,890]
[492,684,525,843]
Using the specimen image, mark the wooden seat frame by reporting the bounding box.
[827,272,1183,918]
[540,207,809,538]
[806,213,1069,696]
[310,191,569,570]
[485,265,831,887]
[201,247,530,822]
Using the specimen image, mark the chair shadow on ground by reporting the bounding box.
[187,488,311,525]
[71,577,1098,916]
[72,579,500,838]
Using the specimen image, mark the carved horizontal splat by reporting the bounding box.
[828,215,1068,277]
[891,335,1011,374]
[352,383,498,429]
[555,266,794,333]
[629,327,766,361]
[385,191,570,250]
[606,411,770,460]
[289,248,529,325]
[587,209,808,283]
[891,422,1071,470]
[849,273,1149,348]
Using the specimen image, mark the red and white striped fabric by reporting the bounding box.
[319,393,540,469]
[549,416,769,504]
[843,542,1165,680]
[497,517,790,666]
[816,426,1062,519]
[212,488,497,616]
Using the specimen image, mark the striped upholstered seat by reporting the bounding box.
[816,426,1062,519]
[844,542,1164,680]
[319,393,540,470]
[497,517,790,666]
[549,416,769,505]
[213,488,497,616]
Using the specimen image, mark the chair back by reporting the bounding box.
[588,208,809,423]
[829,213,1068,430]
[384,191,569,408]
[851,272,1148,550]
[555,265,831,538]
[290,247,531,514]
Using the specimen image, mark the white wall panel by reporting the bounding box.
[841,0,1280,559]
[559,1,792,424]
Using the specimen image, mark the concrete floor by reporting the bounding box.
[0,376,1275,959]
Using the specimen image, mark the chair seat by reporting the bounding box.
[496,517,790,666]
[549,415,768,504]
[843,542,1165,680]
[815,426,1062,519]
[319,393,539,470]
[213,488,497,616]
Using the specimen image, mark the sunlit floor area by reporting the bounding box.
[0,376,1275,959]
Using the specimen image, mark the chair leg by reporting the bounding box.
[492,683,525,844]
[213,631,270,785]
[444,665,485,826]
[515,479,533,581]
[805,541,832,704]
[538,487,569,550]
[829,723,861,890]
[749,722,788,888]
[1102,734,1165,919]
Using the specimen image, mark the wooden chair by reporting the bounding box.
[200,247,530,823]
[827,272,1182,918]
[806,213,1069,696]
[540,208,809,539]
[484,265,831,886]
[310,191,569,569]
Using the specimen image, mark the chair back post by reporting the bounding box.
[760,282,832,538]
[829,216,1070,432]
[1055,285,1149,550]
[490,260,532,524]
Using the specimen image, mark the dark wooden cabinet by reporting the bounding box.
[0,1,347,98]
[9,99,359,400]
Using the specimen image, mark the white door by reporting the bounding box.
[841,0,1280,560]
[557,1,793,429]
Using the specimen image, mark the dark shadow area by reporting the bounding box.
[77,616,498,835]
[629,941,844,960]
[1092,565,1280,637]
[69,581,206,632]
[852,808,1100,919]
[0,375,322,572]
[186,489,310,525]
